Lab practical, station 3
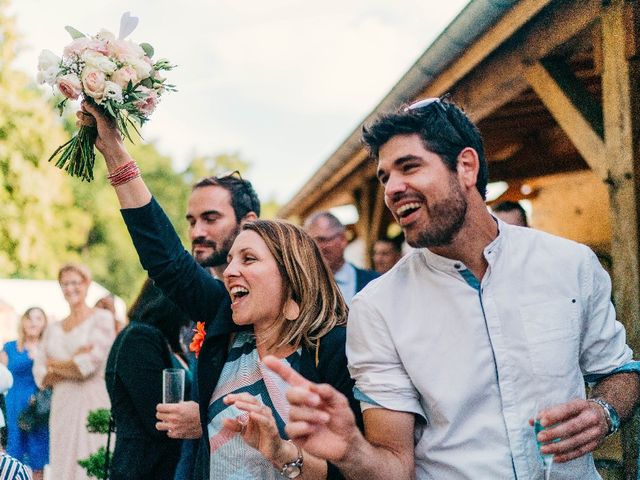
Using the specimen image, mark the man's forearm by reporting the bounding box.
[592,372,640,421]
[336,430,414,480]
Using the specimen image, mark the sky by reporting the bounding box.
[8,0,469,204]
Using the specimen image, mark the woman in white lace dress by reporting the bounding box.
[33,264,115,480]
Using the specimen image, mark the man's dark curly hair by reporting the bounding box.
[192,174,261,221]
[362,99,489,199]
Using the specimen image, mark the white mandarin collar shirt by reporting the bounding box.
[348,220,634,480]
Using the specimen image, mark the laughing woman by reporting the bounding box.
[80,102,362,480]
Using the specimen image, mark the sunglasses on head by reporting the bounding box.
[212,170,259,215]
[215,170,243,181]
[403,96,447,113]
[403,94,466,143]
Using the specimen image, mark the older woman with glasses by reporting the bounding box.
[79,101,362,480]
[33,264,115,480]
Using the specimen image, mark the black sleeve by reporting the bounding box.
[120,198,227,324]
[116,326,169,439]
[316,327,363,480]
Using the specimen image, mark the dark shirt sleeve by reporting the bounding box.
[117,326,170,438]
[120,198,227,323]
[316,327,363,480]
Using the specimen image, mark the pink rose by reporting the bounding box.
[110,39,145,60]
[135,86,158,116]
[56,74,82,100]
[63,37,109,58]
[110,66,138,89]
[81,68,106,103]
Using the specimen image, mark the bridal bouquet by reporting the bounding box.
[38,13,175,181]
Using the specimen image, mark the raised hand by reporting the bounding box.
[263,355,359,463]
[77,101,126,161]
[223,392,296,467]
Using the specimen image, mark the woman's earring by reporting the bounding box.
[283,299,300,321]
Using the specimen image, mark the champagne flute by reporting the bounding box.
[162,368,185,404]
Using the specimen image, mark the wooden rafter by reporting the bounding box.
[601,1,640,477]
[524,58,607,179]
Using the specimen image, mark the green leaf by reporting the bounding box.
[64,26,86,39]
[140,43,154,58]
[140,78,153,88]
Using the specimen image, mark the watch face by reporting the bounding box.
[282,465,301,478]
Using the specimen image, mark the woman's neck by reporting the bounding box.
[254,323,295,360]
[67,304,91,324]
[24,336,40,345]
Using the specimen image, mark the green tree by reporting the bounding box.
[0,0,91,278]
[182,152,251,186]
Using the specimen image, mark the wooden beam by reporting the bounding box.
[421,0,553,97]
[445,0,602,121]
[602,1,640,478]
[370,183,386,244]
[355,181,372,250]
[602,0,640,360]
[524,59,607,179]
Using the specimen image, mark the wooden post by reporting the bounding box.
[601,1,640,478]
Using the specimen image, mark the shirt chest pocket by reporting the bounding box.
[520,298,579,377]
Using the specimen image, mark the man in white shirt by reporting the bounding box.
[266,97,640,479]
[303,211,378,305]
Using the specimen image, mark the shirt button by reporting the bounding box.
[454,263,461,269]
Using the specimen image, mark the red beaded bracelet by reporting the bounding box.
[107,161,140,187]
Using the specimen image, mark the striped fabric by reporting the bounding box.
[0,453,32,480]
[207,331,300,479]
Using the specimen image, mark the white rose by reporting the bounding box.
[37,50,61,85]
[81,50,117,75]
[104,81,123,103]
[119,55,152,79]
[96,29,116,42]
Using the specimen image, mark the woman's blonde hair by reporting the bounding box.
[242,220,348,350]
[58,263,92,284]
[17,307,47,350]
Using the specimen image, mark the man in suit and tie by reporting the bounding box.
[304,211,378,305]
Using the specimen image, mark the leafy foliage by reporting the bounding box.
[77,446,107,479]
[0,0,264,307]
[0,1,91,278]
[78,408,111,479]
[86,408,111,434]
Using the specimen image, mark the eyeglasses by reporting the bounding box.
[312,231,343,244]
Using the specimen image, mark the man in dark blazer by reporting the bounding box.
[304,211,378,305]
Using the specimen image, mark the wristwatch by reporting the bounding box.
[588,398,621,437]
[280,440,303,478]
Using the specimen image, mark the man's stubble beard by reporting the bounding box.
[194,225,240,268]
[408,174,468,249]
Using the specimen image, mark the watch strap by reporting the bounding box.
[588,398,620,436]
[280,440,303,478]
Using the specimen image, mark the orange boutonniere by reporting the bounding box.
[189,322,206,358]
